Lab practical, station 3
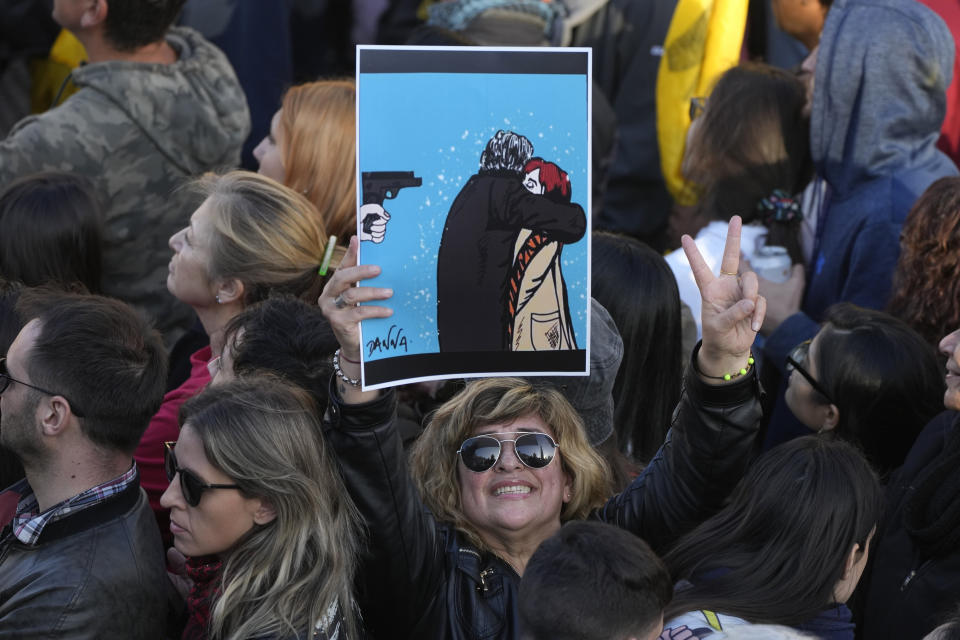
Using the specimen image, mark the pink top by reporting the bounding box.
[134,345,212,546]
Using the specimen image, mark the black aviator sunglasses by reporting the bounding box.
[164,441,240,507]
[0,357,86,418]
[457,432,560,474]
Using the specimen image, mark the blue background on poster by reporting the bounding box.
[358,70,589,360]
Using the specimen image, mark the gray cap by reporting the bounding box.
[537,298,623,446]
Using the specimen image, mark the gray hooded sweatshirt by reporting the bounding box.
[764,0,957,369]
[0,27,250,343]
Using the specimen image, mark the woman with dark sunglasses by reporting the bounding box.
[320,218,767,640]
[782,303,943,478]
[159,377,360,640]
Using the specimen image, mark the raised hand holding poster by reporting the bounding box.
[357,46,591,389]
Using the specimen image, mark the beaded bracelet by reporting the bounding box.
[698,353,756,381]
[333,349,361,387]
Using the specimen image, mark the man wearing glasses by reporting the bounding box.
[0,292,168,639]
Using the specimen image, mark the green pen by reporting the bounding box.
[318,235,338,276]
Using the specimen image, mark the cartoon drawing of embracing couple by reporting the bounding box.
[436,130,586,353]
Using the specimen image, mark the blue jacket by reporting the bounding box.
[764,0,957,369]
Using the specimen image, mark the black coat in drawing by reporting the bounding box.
[436,169,586,351]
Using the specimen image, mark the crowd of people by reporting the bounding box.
[1,0,960,639]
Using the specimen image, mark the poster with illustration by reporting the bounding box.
[357,46,591,389]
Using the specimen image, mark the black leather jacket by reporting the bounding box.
[326,356,762,640]
[0,479,170,639]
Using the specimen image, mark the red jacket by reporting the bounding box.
[134,346,212,546]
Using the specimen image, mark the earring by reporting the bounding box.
[216,295,221,304]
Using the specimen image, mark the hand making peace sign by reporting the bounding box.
[682,216,766,382]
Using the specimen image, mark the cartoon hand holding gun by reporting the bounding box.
[359,171,421,244]
[359,204,391,244]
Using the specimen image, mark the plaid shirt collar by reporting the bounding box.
[7,463,138,546]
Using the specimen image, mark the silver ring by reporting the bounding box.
[334,294,348,309]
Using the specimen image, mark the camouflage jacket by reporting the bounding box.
[0,27,250,344]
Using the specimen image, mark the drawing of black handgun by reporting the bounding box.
[361,171,422,234]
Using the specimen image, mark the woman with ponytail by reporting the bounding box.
[137,170,333,542]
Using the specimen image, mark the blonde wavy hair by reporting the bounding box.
[280,80,357,244]
[180,376,361,640]
[194,171,330,304]
[408,378,612,553]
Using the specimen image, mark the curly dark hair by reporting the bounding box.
[887,177,960,351]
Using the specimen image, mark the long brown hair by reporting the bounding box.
[686,63,812,263]
[888,177,960,351]
[181,377,361,640]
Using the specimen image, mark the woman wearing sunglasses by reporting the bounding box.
[320,218,766,639]
[159,377,360,640]
[783,302,943,478]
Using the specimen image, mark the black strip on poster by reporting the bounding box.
[359,48,589,75]
[364,350,588,386]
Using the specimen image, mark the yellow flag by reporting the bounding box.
[30,29,88,113]
[656,0,748,205]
